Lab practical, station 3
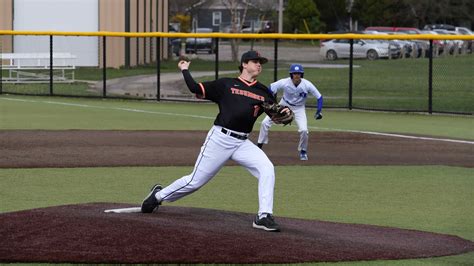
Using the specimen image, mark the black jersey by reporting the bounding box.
[197,77,276,133]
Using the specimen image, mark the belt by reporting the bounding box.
[283,97,297,107]
[221,128,248,140]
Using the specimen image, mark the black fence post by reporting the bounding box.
[428,40,433,114]
[143,0,147,64]
[215,38,219,80]
[102,36,107,98]
[274,39,278,82]
[156,37,160,101]
[348,39,354,110]
[49,35,53,96]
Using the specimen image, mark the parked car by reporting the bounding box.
[171,28,216,56]
[229,20,276,34]
[425,26,472,53]
[364,26,394,33]
[420,30,446,55]
[381,33,416,58]
[423,24,456,31]
[365,26,447,57]
[454,27,473,53]
[241,24,260,34]
[393,29,431,57]
[363,31,405,58]
[432,29,463,44]
[432,29,467,54]
[366,26,424,35]
[222,23,243,33]
[393,27,422,34]
[455,27,473,35]
[319,39,391,60]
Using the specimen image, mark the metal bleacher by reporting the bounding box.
[1,52,76,83]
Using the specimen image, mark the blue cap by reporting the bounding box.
[289,64,304,73]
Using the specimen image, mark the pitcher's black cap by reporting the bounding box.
[240,50,268,64]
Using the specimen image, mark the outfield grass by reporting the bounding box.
[2,54,473,114]
[0,95,472,265]
[0,95,473,140]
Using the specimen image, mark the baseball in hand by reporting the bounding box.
[178,58,191,70]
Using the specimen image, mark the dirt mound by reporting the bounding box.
[0,203,472,264]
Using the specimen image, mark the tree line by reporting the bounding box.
[169,0,473,34]
[290,0,474,33]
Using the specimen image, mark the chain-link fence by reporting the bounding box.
[1,32,473,115]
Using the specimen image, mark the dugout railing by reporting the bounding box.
[1,31,473,115]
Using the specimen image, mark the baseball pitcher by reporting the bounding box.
[141,51,293,232]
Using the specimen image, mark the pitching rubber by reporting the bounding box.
[104,207,142,213]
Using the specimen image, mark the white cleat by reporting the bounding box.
[299,151,308,161]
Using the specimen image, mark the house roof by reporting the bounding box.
[190,0,261,10]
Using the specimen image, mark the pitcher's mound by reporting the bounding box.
[0,203,472,264]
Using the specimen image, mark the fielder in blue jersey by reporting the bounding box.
[257,64,323,160]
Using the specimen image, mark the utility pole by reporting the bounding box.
[346,0,354,31]
[278,0,283,33]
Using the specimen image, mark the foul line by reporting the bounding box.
[2,97,473,145]
[308,125,474,145]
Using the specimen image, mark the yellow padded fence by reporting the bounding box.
[0,30,473,41]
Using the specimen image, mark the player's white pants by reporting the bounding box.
[257,99,309,152]
[158,125,275,215]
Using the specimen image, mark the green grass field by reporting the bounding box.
[0,95,473,265]
[2,53,473,113]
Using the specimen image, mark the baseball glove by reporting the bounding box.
[261,102,294,125]
[314,112,323,120]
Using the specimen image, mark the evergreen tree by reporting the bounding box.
[284,0,322,33]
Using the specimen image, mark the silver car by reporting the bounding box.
[185,28,216,54]
[320,39,390,60]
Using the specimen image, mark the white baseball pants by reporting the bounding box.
[258,99,309,152]
[157,125,275,215]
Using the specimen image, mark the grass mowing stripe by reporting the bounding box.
[1,97,215,120]
[2,96,472,144]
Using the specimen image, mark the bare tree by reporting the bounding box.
[405,0,473,27]
[405,0,446,27]
[222,0,250,62]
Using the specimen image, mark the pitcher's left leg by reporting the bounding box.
[232,140,275,215]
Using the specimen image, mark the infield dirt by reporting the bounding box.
[1,130,472,168]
